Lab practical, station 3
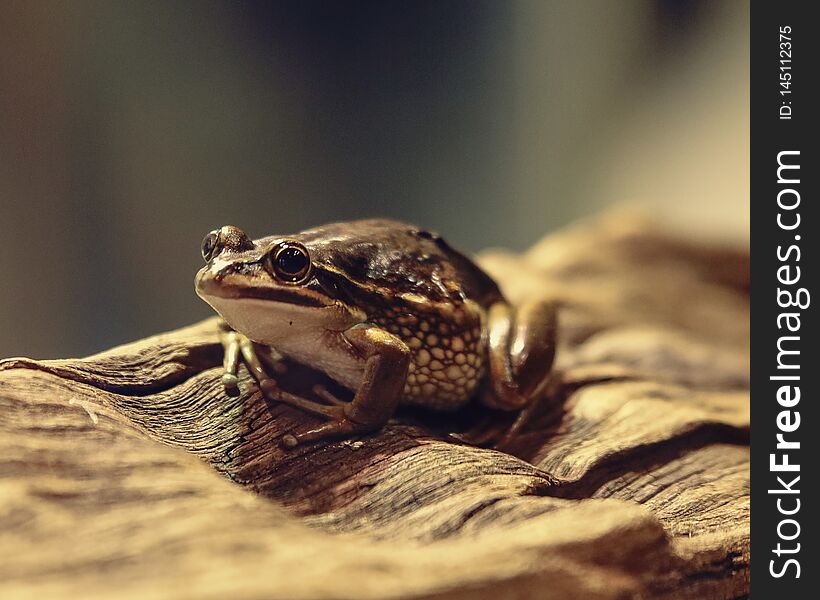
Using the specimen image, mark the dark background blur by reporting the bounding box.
[1,0,748,359]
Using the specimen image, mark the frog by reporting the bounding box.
[195,219,557,448]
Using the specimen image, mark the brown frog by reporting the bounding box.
[195,219,556,447]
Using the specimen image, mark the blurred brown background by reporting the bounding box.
[0,0,748,359]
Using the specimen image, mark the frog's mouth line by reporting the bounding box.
[196,272,332,308]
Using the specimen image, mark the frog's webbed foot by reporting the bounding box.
[250,386,365,448]
[279,410,363,449]
[244,379,379,448]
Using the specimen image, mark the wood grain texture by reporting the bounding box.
[0,213,749,600]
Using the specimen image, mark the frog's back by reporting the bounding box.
[301,219,503,308]
[303,219,498,410]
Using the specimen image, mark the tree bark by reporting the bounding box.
[0,212,749,599]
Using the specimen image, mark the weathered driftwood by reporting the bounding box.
[0,213,749,600]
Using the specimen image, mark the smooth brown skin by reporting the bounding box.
[195,219,557,447]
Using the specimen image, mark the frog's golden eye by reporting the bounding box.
[201,230,223,262]
[268,242,312,284]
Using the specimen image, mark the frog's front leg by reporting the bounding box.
[278,324,411,448]
[481,300,558,444]
[217,318,282,395]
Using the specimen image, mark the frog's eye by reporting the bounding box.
[268,242,312,284]
[201,230,223,262]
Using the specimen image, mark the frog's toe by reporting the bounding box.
[279,417,368,448]
[281,434,299,448]
[221,372,240,391]
[311,384,348,406]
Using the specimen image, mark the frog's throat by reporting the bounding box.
[200,295,363,345]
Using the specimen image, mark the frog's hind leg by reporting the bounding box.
[481,300,558,446]
[483,300,558,409]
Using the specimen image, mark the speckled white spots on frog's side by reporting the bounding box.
[370,301,486,410]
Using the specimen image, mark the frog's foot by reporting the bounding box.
[450,391,548,449]
[493,397,542,450]
[281,419,366,449]
[265,388,372,448]
[217,319,282,396]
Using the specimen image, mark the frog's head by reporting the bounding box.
[195,225,363,344]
